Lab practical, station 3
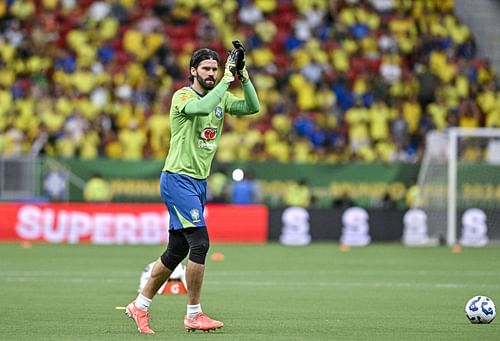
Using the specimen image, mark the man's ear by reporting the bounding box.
[190,67,197,77]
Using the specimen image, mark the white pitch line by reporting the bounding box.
[2,269,498,277]
[205,280,500,290]
[0,277,124,283]
[1,276,499,290]
[208,269,500,277]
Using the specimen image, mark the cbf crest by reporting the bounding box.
[214,106,223,119]
[190,208,201,223]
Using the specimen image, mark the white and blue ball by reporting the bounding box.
[465,295,496,324]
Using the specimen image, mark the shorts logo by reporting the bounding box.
[200,127,217,141]
[190,209,200,222]
[215,107,223,119]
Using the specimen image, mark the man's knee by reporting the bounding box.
[189,239,209,264]
[187,228,210,264]
[160,245,189,271]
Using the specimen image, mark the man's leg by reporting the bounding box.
[182,227,223,331]
[141,230,190,301]
[183,227,209,305]
[186,260,205,305]
[126,230,189,334]
[142,258,173,298]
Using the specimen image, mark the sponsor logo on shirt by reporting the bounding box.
[198,140,217,150]
[214,106,223,119]
[200,127,217,141]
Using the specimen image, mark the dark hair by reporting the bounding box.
[189,48,220,82]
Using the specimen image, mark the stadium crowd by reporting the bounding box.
[0,0,498,163]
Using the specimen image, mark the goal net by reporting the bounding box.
[415,128,500,246]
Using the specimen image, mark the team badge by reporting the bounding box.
[214,106,223,119]
[200,127,217,141]
[190,209,200,222]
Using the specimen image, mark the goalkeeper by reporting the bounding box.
[125,42,260,334]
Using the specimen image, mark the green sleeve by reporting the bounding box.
[183,81,230,116]
[229,80,260,116]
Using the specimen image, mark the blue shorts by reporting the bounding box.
[160,171,207,231]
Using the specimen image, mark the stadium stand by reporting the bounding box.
[0,0,498,163]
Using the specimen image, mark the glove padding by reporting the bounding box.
[232,40,249,83]
[222,49,238,83]
[232,40,245,70]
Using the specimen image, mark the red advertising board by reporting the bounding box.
[0,203,268,244]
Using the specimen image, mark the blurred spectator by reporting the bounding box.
[416,65,439,109]
[380,53,402,84]
[2,123,24,157]
[283,178,312,208]
[207,168,229,203]
[405,181,421,208]
[230,170,261,204]
[332,190,355,210]
[379,191,398,209]
[83,172,113,202]
[391,104,409,146]
[458,96,481,128]
[238,1,263,25]
[118,120,147,160]
[370,0,393,13]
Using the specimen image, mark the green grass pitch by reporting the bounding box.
[1,242,499,340]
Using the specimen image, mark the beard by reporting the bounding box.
[196,74,217,90]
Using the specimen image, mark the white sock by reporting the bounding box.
[187,304,202,318]
[135,294,152,311]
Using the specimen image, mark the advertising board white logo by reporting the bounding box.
[460,208,488,247]
[15,205,170,244]
[279,206,311,246]
[340,207,371,246]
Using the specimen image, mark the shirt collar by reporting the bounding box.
[189,85,206,97]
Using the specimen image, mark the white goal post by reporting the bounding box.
[417,128,500,246]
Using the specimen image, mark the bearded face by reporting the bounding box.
[191,59,219,92]
[196,73,217,90]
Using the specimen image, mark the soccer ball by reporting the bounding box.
[465,295,496,324]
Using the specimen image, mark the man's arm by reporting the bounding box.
[229,80,260,116]
[228,40,260,116]
[183,81,230,116]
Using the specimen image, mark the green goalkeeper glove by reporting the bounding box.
[238,65,249,83]
[222,49,238,83]
[232,40,249,83]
